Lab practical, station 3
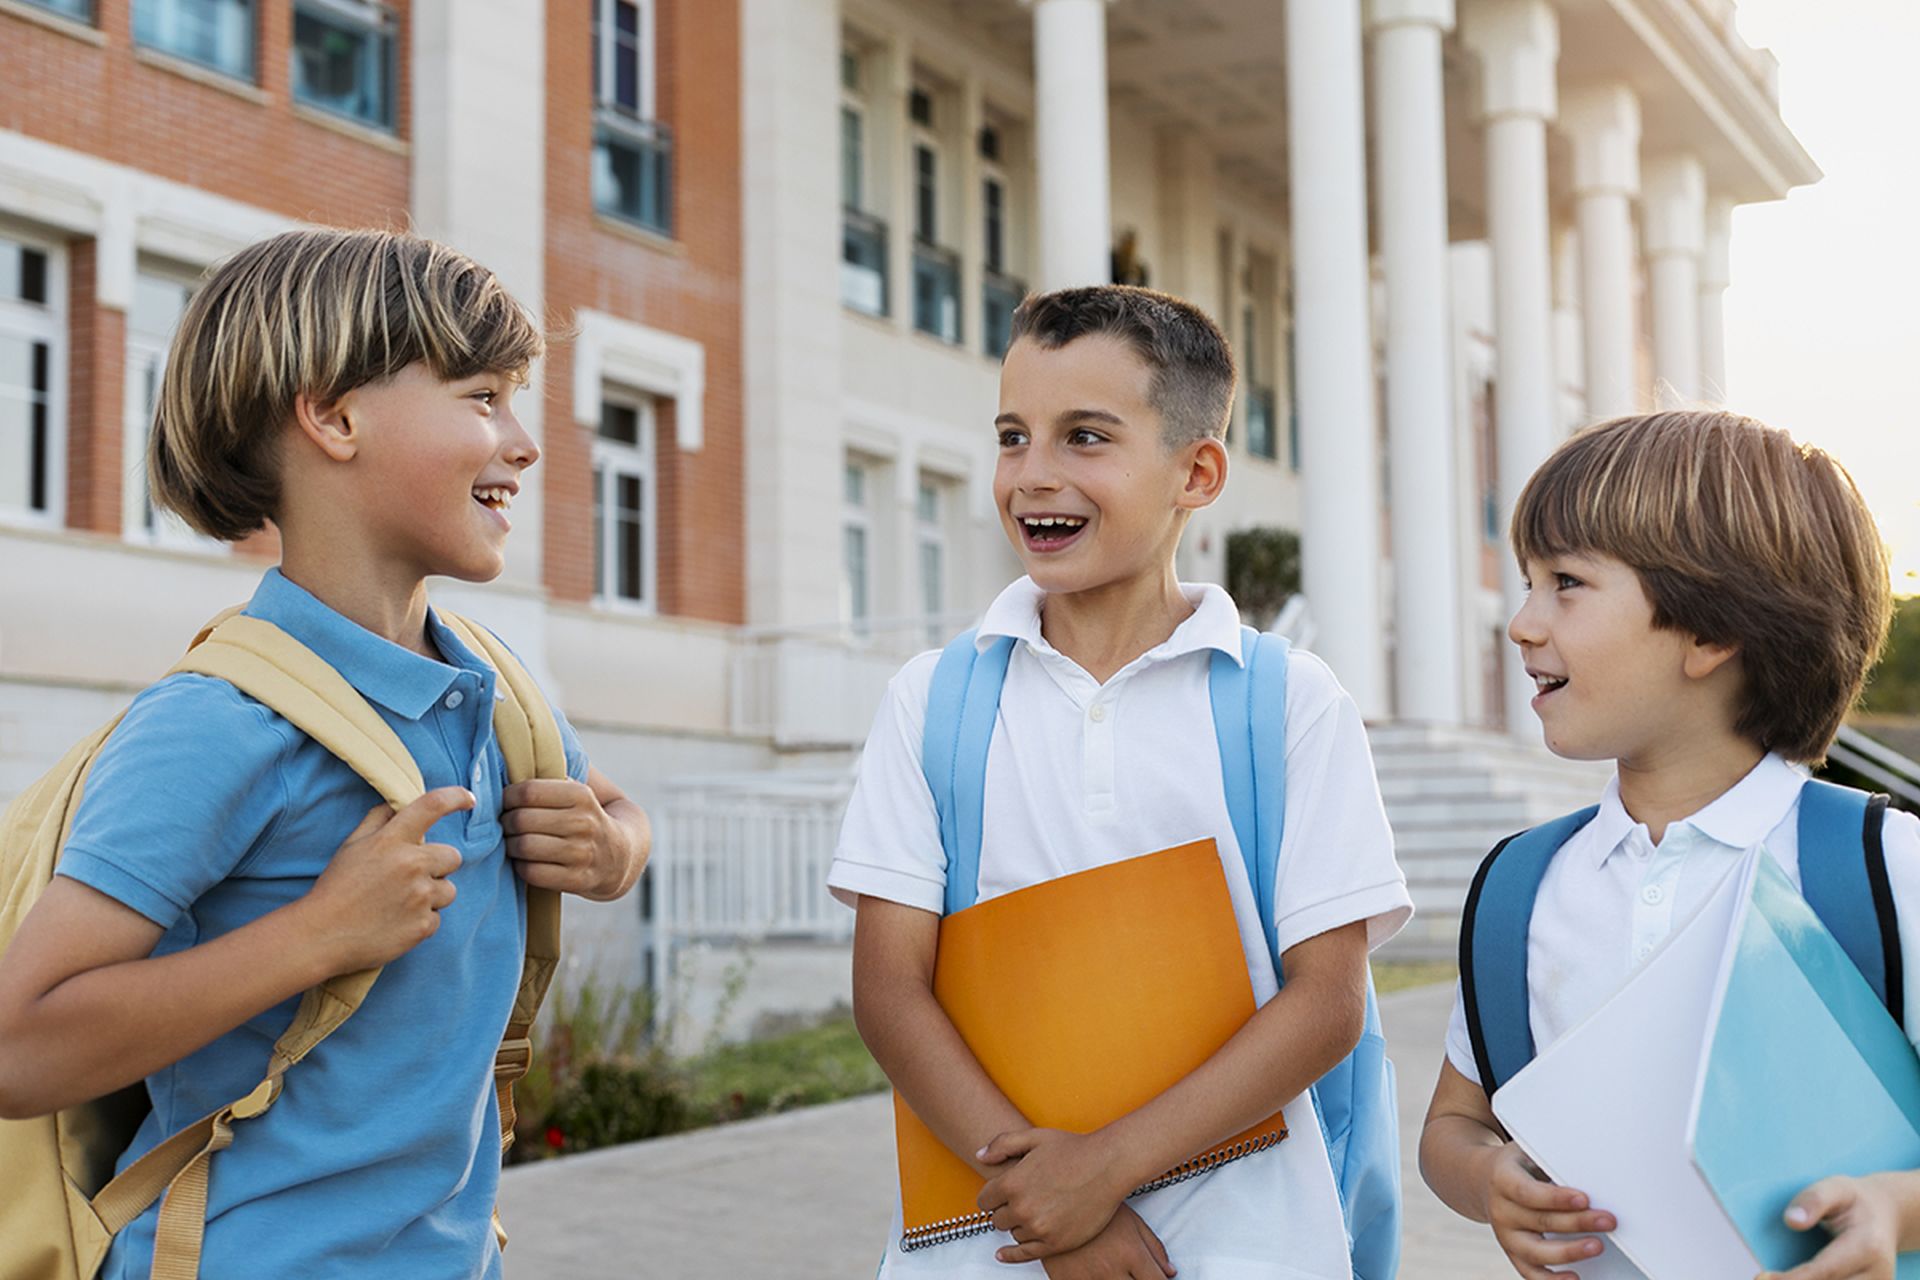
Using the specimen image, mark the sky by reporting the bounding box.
[1726,0,1920,595]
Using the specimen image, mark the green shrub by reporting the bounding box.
[1225,527,1302,629]
[544,1059,691,1154]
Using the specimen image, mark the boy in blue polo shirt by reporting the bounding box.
[1419,411,1919,1280]
[0,228,651,1278]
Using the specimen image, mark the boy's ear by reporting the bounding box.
[292,390,358,462]
[1176,436,1229,511]
[1682,636,1741,681]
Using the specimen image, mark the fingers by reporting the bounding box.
[1496,1228,1605,1278]
[1130,1215,1175,1277]
[504,832,582,867]
[502,779,592,811]
[996,1242,1049,1265]
[978,1129,1040,1167]
[1785,1178,1854,1234]
[386,787,476,841]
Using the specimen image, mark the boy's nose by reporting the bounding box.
[501,409,540,469]
[1507,595,1546,649]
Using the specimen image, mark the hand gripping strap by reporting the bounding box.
[922,631,1013,917]
[1458,807,1599,1097]
[1798,780,1901,1026]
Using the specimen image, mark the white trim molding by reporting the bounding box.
[572,307,706,451]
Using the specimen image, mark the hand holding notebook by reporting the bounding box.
[894,838,1289,1251]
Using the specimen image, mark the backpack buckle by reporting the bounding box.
[494,1037,533,1082]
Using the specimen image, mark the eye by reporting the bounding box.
[471,389,498,409]
[997,427,1028,448]
[1066,426,1105,446]
[1554,572,1583,591]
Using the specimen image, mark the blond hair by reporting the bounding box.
[150,227,545,540]
[1512,410,1893,762]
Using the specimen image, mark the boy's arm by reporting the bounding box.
[1420,1057,1613,1279]
[978,919,1368,1263]
[501,765,651,901]
[0,788,473,1118]
[852,895,1029,1179]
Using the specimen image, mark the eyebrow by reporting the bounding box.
[993,409,1127,428]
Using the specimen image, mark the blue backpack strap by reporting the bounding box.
[920,629,1015,917]
[1458,806,1600,1096]
[1798,779,1901,1026]
[1209,626,1289,967]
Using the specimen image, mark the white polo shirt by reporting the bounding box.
[830,577,1413,1280]
[1443,753,1920,1280]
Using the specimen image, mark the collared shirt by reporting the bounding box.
[59,568,588,1280]
[1443,754,1920,1279]
[831,576,1412,1279]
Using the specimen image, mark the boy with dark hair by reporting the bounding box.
[831,285,1412,1278]
[1420,410,1918,1280]
[0,227,651,1279]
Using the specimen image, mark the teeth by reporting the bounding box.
[1534,675,1567,692]
[474,487,514,510]
[1022,516,1085,529]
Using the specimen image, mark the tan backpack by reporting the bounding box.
[0,608,565,1280]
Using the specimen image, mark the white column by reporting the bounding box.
[1288,0,1386,719]
[1700,196,1734,404]
[1027,0,1112,289]
[413,0,547,596]
[1460,0,1558,739]
[1643,152,1707,408]
[1368,0,1462,725]
[1560,81,1641,421]
[1551,225,1584,432]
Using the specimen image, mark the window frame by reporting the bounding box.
[592,390,658,614]
[842,458,873,634]
[121,267,225,551]
[594,0,655,119]
[290,0,397,133]
[915,475,946,645]
[0,229,66,532]
[133,0,258,83]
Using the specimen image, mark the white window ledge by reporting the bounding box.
[572,308,705,451]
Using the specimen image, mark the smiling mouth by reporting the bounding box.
[1018,515,1087,550]
[1532,673,1568,696]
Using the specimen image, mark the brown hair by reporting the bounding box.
[1512,410,1893,762]
[150,227,545,540]
[1007,285,1236,446]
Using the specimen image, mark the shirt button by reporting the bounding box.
[1641,884,1665,905]
[471,761,486,787]
[444,690,464,710]
[1089,704,1107,723]
[1635,942,1654,962]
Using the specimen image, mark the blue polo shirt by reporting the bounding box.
[58,568,589,1280]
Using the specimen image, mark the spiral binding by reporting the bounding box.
[899,1124,1287,1252]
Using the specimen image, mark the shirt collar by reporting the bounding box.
[243,567,486,720]
[1589,752,1805,867]
[976,576,1249,665]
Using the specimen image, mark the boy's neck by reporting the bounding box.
[1615,728,1767,846]
[277,546,440,661]
[1037,565,1194,685]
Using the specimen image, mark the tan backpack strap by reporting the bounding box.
[438,613,567,1164]
[100,613,427,1278]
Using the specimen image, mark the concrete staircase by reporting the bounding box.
[1367,722,1612,960]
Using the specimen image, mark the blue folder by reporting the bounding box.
[1691,854,1920,1276]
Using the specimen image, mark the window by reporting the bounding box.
[292,0,394,130]
[0,234,57,526]
[910,113,958,343]
[21,0,92,20]
[592,0,672,235]
[840,106,864,212]
[914,144,937,245]
[981,171,1022,358]
[134,0,255,81]
[123,271,217,548]
[917,478,945,644]
[592,396,655,608]
[1243,303,1276,460]
[842,460,871,632]
[840,45,886,316]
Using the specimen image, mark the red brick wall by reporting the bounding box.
[64,239,124,535]
[542,0,745,624]
[2,1,412,539]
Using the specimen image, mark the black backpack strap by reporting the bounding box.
[1459,806,1601,1097]
[1799,779,1900,1027]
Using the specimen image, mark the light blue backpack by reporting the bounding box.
[920,625,1402,1280]
[1460,781,1901,1093]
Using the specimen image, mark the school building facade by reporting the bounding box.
[0,0,1816,1031]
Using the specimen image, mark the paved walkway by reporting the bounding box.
[498,981,1514,1278]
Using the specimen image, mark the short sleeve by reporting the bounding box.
[827,650,948,914]
[57,674,293,930]
[1269,650,1414,957]
[1443,980,1483,1084]
[552,702,591,784]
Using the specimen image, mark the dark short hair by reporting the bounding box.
[1007,285,1236,446]
[1512,410,1893,762]
[150,227,545,541]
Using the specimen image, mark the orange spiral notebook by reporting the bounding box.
[894,838,1288,1251]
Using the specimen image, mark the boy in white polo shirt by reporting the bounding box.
[1420,410,1920,1280]
[829,285,1412,1279]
